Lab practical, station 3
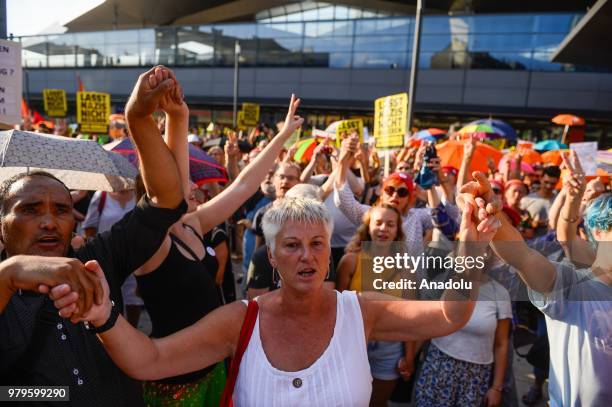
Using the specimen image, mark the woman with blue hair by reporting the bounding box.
[456,151,611,407]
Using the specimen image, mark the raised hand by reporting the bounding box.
[464,135,477,158]
[278,94,304,136]
[3,255,104,317]
[125,66,177,119]
[459,198,501,243]
[457,171,501,216]
[561,151,586,198]
[49,261,111,325]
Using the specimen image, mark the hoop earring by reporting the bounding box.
[272,267,279,287]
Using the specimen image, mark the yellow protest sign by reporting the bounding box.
[335,119,364,147]
[241,103,260,126]
[236,111,247,130]
[77,91,110,133]
[374,92,407,149]
[43,89,67,117]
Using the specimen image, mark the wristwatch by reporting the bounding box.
[84,300,119,334]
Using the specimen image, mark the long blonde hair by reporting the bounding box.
[345,204,405,253]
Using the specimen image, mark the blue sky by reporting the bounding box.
[7,0,103,37]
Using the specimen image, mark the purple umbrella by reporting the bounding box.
[106,138,228,186]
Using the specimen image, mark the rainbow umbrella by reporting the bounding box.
[470,119,517,140]
[293,138,319,163]
[458,123,503,140]
[415,128,446,141]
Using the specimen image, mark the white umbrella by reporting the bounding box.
[0,130,138,191]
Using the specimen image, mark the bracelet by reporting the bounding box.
[490,386,503,393]
[561,215,580,223]
[84,300,119,334]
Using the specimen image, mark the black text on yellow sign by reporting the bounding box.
[77,91,110,134]
[241,103,260,126]
[374,92,407,149]
[43,89,67,117]
[335,119,364,147]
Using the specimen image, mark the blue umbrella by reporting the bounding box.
[415,132,436,142]
[534,140,567,151]
[471,119,517,140]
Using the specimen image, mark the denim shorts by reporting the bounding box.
[367,341,403,380]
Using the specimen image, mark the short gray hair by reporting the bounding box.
[262,197,334,250]
[285,184,323,201]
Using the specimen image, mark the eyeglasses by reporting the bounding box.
[384,186,410,198]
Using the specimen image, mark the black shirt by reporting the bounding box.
[0,195,187,406]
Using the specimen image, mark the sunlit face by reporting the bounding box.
[541,174,559,194]
[381,181,411,213]
[505,183,527,207]
[209,147,224,166]
[274,166,300,199]
[396,161,411,174]
[1,176,75,257]
[269,220,331,293]
[369,208,399,242]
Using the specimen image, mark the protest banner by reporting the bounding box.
[0,39,22,126]
[374,92,407,149]
[570,141,598,175]
[241,103,260,126]
[236,111,247,130]
[43,89,67,117]
[77,91,110,133]
[335,119,364,147]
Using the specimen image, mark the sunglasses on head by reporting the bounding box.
[384,186,410,198]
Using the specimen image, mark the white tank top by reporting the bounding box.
[234,290,372,406]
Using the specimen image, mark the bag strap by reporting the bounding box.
[220,300,259,407]
[97,191,107,216]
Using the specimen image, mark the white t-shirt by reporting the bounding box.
[529,262,612,407]
[82,191,136,233]
[433,279,512,365]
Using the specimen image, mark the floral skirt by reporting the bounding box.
[415,343,492,407]
[142,362,226,407]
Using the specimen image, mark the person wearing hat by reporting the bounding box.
[187,133,203,148]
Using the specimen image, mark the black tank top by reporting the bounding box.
[136,224,222,383]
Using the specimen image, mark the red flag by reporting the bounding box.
[76,72,85,92]
[32,110,45,124]
[21,98,30,119]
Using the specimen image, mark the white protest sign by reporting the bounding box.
[0,39,22,126]
[570,141,598,175]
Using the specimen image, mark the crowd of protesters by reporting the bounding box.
[0,66,610,407]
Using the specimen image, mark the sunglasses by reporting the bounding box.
[384,186,410,198]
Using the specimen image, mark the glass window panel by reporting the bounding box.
[534,14,578,33]
[303,36,352,53]
[354,35,408,52]
[531,52,562,71]
[334,6,349,20]
[533,34,565,53]
[257,23,303,38]
[469,34,534,52]
[421,34,453,52]
[349,8,362,19]
[330,52,352,68]
[318,6,335,20]
[425,50,469,69]
[212,24,256,39]
[423,16,453,34]
[257,50,303,66]
[104,43,141,66]
[333,20,353,36]
[469,51,530,70]
[468,15,534,34]
[103,30,139,44]
[352,52,407,69]
[355,19,378,35]
[302,9,318,21]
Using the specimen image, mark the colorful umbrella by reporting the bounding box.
[551,114,585,144]
[534,140,567,151]
[458,123,503,140]
[436,140,503,174]
[415,128,446,140]
[513,149,542,165]
[541,149,568,166]
[470,119,517,140]
[106,138,228,186]
[293,138,319,163]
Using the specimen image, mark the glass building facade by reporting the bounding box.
[19,13,605,73]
